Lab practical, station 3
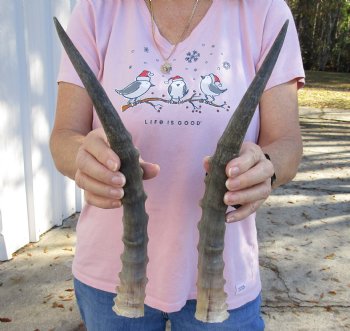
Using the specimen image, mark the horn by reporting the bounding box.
[54,17,149,318]
[195,20,289,323]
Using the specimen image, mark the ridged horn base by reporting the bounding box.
[113,281,147,318]
[195,288,229,323]
[112,197,149,318]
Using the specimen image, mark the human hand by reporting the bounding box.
[204,142,274,222]
[75,127,160,209]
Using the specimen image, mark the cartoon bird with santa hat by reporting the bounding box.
[167,75,189,103]
[115,70,154,104]
[200,73,227,103]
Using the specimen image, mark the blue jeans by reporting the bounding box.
[74,278,265,331]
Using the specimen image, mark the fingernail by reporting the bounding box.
[226,178,239,189]
[224,193,237,205]
[229,167,239,177]
[110,189,120,197]
[107,159,118,171]
[112,176,125,186]
[226,214,237,223]
[111,201,120,208]
[224,194,230,205]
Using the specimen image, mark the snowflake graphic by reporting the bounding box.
[223,61,231,70]
[144,47,149,53]
[185,50,200,63]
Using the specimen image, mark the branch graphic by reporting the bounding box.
[121,93,230,113]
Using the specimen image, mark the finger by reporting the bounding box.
[225,159,274,191]
[75,169,125,200]
[84,191,122,209]
[139,158,160,180]
[76,149,126,188]
[84,130,121,172]
[224,180,271,206]
[225,143,262,178]
[225,199,265,223]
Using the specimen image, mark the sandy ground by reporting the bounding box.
[0,107,349,331]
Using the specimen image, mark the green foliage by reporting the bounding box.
[287,0,350,72]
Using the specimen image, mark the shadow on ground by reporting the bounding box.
[258,108,350,330]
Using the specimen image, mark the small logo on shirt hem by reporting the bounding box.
[236,283,247,295]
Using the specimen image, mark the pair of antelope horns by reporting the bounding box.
[53,17,288,322]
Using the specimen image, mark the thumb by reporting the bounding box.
[140,158,160,180]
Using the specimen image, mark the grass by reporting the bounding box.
[298,71,350,109]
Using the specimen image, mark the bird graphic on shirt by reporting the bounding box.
[167,75,189,103]
[200,73,227,103]
[115,70,155,104]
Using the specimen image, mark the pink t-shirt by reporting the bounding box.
[58,0,305,312]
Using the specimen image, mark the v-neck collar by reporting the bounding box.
[140,0,218,58]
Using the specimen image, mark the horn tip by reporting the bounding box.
[53,17,63,32]
[283,19,289,29]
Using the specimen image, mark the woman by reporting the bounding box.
[50,0,304,330]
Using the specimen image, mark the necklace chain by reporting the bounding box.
[149,0,200,74]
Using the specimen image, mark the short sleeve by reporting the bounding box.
[257,0,305,90]
[57,0,101,87]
